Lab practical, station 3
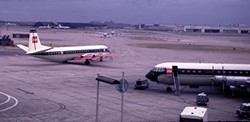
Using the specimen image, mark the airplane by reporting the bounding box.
[145,62,250,94]
[100,30,116,38]
[55,24,70,29]
[5,22,17,26]
[103,33,108,38]
[17,30,119,65]
[111,30,115,35]
[38,25,51,29]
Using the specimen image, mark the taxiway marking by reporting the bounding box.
[0,91,18,112]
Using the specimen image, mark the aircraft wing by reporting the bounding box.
[73,53,123,60]
[213,76,250,87]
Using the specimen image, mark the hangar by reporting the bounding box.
[184,25,250,34]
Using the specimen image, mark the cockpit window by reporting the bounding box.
[152,67,165,72]
[240,104,250,111]
[106,49,111,52]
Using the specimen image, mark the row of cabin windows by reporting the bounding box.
[179,69,249,76]
[38,49,105,55]
[63,49,104,54]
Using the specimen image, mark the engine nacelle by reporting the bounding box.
[213,76,250,88]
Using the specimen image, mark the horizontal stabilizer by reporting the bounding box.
[26,46,52,54]
[17,44,29,52]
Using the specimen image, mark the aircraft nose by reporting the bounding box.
[145,70,159,82]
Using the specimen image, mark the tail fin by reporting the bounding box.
[28,29,50,52]
[17,30,51,54]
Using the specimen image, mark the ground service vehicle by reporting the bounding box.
[180,106,208,122]
[196,92,209,106]
[236,103,250,119]
[134,79,149,90]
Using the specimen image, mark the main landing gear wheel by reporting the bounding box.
[85,60,90,65]
[63,61,68,63]
[166,87,172,92]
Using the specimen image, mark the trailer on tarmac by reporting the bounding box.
[180,106,208,122]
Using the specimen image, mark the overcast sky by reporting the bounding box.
[0,0,250,26]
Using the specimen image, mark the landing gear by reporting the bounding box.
[85,59,90,65]
[100,57,103,62]
[166,87,172,92]
[63,61,68,63]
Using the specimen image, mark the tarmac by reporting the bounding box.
[0,26,250,121]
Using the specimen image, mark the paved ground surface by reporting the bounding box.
[0,26,250,121]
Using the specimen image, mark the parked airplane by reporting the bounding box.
[55,24,70,29]
[38,25,51,29]
[5,22,17,26]
[100,30,116,38]
[146,62,250,93]
[17,30,118,65]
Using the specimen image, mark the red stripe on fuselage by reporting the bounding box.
[166,68,172,76]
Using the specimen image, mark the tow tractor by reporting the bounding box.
[134,79,149,90]
[196,92,209,106]
[236,103,250,119]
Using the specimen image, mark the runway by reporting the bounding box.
[0,27,250,121]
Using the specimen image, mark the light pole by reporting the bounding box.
[96,78,100,122]
[95,73,129,122]
[95,74,120,122]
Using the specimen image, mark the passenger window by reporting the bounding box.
[217,71,221,74]
[223,71,227,74]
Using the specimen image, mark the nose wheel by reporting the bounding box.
[166,87,172,92]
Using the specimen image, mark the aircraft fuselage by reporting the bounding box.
[146,62,250,89]
[29,45,110,62]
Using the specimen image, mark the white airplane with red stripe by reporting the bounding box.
[146,62,250,93]
[17,30,119,65]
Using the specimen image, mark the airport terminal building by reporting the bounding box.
[184,24,250,34]
[140,24,250,34]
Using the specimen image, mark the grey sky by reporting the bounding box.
[0,0,250,25]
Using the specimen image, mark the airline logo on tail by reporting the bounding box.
[32,36,38,43]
